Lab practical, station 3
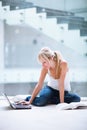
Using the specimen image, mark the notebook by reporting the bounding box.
[2,93,32,109]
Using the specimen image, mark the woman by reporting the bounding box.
[20,47,80,106]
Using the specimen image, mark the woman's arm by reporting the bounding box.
[19,67,48,105]
[58,61,68,103]
[29,67,48,104]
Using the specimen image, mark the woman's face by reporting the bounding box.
[40,57,50,69]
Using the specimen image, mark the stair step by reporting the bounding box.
[68,22,87,30]
[57,16,84,24]
[10,2,33,10]
[2,0,33,10]
[36,6,74,16]
[80,29,87,36]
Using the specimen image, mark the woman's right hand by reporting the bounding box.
[16,100,30,105]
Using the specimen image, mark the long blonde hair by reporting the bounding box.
[38,47,63,77]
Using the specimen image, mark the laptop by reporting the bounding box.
[2,93,32,109]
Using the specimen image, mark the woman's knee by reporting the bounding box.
[32,96,49,106]
[74,95,81,102]
[64,93,81,103]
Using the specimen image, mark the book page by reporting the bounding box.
[70,102,87,109]
[56,102,87,110]
[56,103,74,110]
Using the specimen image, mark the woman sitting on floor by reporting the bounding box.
[19,47,81,106]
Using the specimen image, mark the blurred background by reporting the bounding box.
[0,0,87,96]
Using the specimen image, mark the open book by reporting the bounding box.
[56,102,87,110]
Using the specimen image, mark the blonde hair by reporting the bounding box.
[38,47,53,61]
[38,47,63,77]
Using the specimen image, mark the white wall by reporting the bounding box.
[65,0,87,19]
[65,0,87,10]
[26,0,87,11]
[26,0,65,10]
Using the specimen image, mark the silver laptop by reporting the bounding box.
[2,93,32,109]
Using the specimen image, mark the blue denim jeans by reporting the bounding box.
[25,85,81,106]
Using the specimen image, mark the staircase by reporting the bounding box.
[0,0,87,83]
[0,1,87,56]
